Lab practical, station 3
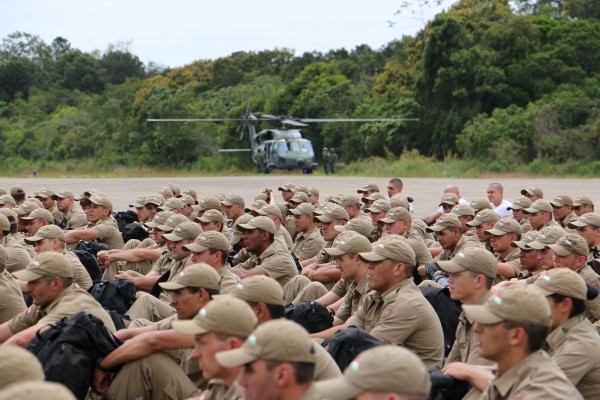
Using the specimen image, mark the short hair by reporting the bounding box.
[467,271,494,290]
[489,182,503,192]
[45,276,73,288]
[549,293,587,318]
[265,360,315,385]
[245,301,285,319]
[208,248,229,265]
[403,262,415,279]
[503,321,549,352]
[389,178,403,189]
[186,286,219,298]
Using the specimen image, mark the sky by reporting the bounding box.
[1,1,451,68]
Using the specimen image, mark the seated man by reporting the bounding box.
[0,246,26,324]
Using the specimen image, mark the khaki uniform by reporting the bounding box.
[284,215,296,239]
[13,232,36,258]
[89,218,125,250]
[234,241,298,287]
[334,272,369,322]
[292,226,325,260]
[150,249,173,275]
[481,350,583,400]
[203,379,244,400]
[283,275,328,306]
[65,251,93,291]
[217,264,241,294]
[354,279,445,368]
[298,384,327,400]
[48,204,63,221]
[446,291,494,366]
[435,236,483,262]
[313,343,342,380]
[0,269,26,324]
[8,284,116,333]
[535,219,562,231]
[61,208,88,230]
[279,227,294,251]
[519,268,543,281]
[557,211,578,230]
[0,235,32,273]
[519,217,532,233]
[496,248,522,282]
[544,314,600,400]
[405,229,433,265]
[575,264,600,320]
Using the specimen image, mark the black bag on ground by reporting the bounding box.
[25,312,121,400]
[428,368,472,400]
[322,325,387,371]
[121,222,149,243]
[113,210,139,232]
[419,286,462,357]
[150,269,171,298]
[75,240,112,257]
[71,249,103,283]
[88,279,136,316]
[285,301,334,333]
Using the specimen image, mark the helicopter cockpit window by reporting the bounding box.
[299,141,310,152]
[277,141,289,153]
[288,140,301,152]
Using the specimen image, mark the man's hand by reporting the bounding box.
[92,368,112,394]
[115,271,136,282]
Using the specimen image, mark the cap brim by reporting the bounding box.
[567,220,587,228]
[183,244,210,253]
[549,201,565,207]
[435,260,467,274]
[215,348,258,368]
[162,233,184,241]
[221,201,234,206]
[358,251,386,262]
[525,241,547,250]
[333,225,347,233]
[485,228,508,236]
[379,217,397,224]
[13,269,45,281]
[237,223,257,232]
[426,224,447,232]
[129,203,144,208]
[158,281,186,290]
[315,215,333,222]
[158,206,173,211]
[511,241,529,250]
[314,378,362,400]
[172,320,209,335]
[547,244,571,257]
[466,221,482,227]
[324,247,346,256]
[230,234,242,245]
[24,236,45,244]
[462,304,504,324]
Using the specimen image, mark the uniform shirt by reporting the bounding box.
[544,314,600,400]
[13,232,36,258]
[234,241,298,287]
[62,208,88,230]
[481,350,583,400]
[574,264,600,320]
[150,249,172,275]
[284,215,296,239]
[496,248,522,281]
[557,211,578,230]
[405,229,433,265]
[445,291,494,366]
[0,236,32,273]
[0,269,26,324]
[353,278,445,368]
[48,204,63,221]
[202,379,244,400]
[435,236,483,262]
[334,272,369,322]
[216,264,240,294]
[65,251,93,291]
[8,283,116,333]
[313,343,342,380]
[89,218,125,249]
[292,226,325,260]
[280,226,294,251]
[518,217,532,233]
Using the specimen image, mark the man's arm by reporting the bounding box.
[315,291,342,307]
[115,271,160,291]
[306,265,341,284]
[310,316,355,340]
[442,363,494,392]
[497,262,518,279]
[232,266,268,279]
[0,322,15,343]
[424,211,442,226]
[65,228,99,244]
[3,323,47,347]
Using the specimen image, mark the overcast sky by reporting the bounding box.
[2,1,451,68]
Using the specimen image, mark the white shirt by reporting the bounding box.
[493,198,513,218]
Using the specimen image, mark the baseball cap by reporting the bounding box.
[19,208,54,222]
[24,225,66,244]
[157,214,190,232]
[14,252,73,281]
[166,183,181,197]
[288,192,309,204]
[379,207,411,224]
[451,204,475,217]
[523,199,553,214]
[0,215,9,231]
[182,188,198,198]
[194,196,222,212]
[366,199,390,213]
[173,295,257,336]
[221,194,245,207]
[439,193,459,207]
[230,214,253,245]
[74,188,101,201]
[364,192,386,202]
[33,188,54,198]
[436,247,497,279]
[288,203,315,216]
[226,275,285,306]
[183,231,230,253]
[89,194,113,211]
[359,235,416,265]
[162,221,203,242]
[129,195,148,208]
[238,216,276,235]
[547,234,588,257]
[550,194,573,207]
[427,214,461,232]
[339,194,360,208]
[521,187,544,198]
[470,198,492,211]
[158,186,174,198]
[159,263,220,291]
[245,200,267,214]
[314,205,349,223]
[0,209,17,224]
[0,381,77,400]
[0,247,6,266]
[292,185,309,194]
[216,319,316,368]
[158,198,184,211]
[0,345,44,389]
[533,268,587,300]
[144,211,174,228]
[278,182,295,191]
[52,190,74,200]
[507,197,532,211]
[254,193,268,202]
[573,196,594,207]
[485,218,522,236]
[466,209,500,227]
[255,204,283,221]
[462,285,551,327]
[357,182,379,193]
[324,231,373,256]
[13,200,41,216]
[568,212,600,229]
[511,230,540,250]
[334,218,373,238]
[389,194,409,210]
[9,185,24,196]
[315,345,430,400]
[0,195,15,205]
[144,194,164,206]
[197,209,225,224]
[525,226,566,250]
[308,187,319,196]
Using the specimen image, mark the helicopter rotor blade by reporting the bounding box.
[147,118,249,122]
[281,119,309,127]
[299,118,419,123]
[218,149,252,153]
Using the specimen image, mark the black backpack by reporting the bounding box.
[419,286,462,357]
[113,210,139,232]
[121,222,149,243]
[284,301,334,334]
[25,312,121,400]
[71,249,103,283]
[75,240,112,257]
[322,325,387,371]
[88,279,136,316]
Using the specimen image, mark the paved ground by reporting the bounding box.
[2,176,599,218]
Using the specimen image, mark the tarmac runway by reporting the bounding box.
[2,176,599,218]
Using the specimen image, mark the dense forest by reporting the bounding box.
[0,0,599,174]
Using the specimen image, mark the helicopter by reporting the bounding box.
[148,113,417,174]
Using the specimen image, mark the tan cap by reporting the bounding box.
[213,192,226,201]
[0,209,17,224]
[144,194,164,206]
[226,275,285,306]
[324,231,373,256]
[521,186,544,198]
[24,225,66,244]
[550,194,573,207]
[158,186,174,198]
[573,195,594,207]
[292,185,309,194]
[389,194,409,210]
[33,187,54,198]
[230,214,253,245]
[194,196,221,211]
[254,193,268,202]
[525,225,566,250]
[162,221,203,242]
[379,207,411,224]
[439,193,459,206]
[288,192,309,204]
[221,194,245,206]
[470,198,492,211]
[245,200,267,213]
[463,285,551,327]
[511,230,540,250]
[436,247,497,278]
[427,214,462,232]
[328,194,343,205]
[315,345,430,400]
[0,215,9,231]
[364,192,386,202]
[547,233,588,257]
[238,216,276,235]
[158,198,184,211]
[74,188,103,201]
[89,194,113,211]
[0,246,6,266]
[357,182,379,193]
[366,199,390,213]
[314,205,349,223]
[0,381,77,400]
[288,203,315,216]
[159,263,220,291]
[359,235,416,265]
[533,268,587,300]
[167,183,181,197]
[19,208,54,222]
[182,188,198,198]
[255,204,283,221]
[184,231,230,253]
[485,217,522,236]
[13,200,41,216]
[334,217,373,238]
[216,319,316,367]
[0,345,44,389]
[278,182,295,191]
[157,214,190,232]
[9,185,24,196]
[144,211,174,228]
[52,190,74,200]
[339,194,360,208]
[451,204,475,217]
[173,295,257,336]
[0,195,15,205]
[197,209,225,224]
[129,195,148,208]
[308,187,319,196]
[466,209,499,227]
[507,196,532,211]
[523,199,553,214]
[14,252,73,281]
[568,212,600,229]
[180,194,195,207]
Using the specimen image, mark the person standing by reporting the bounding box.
[328,148,337,174]
[322,147,330,175]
